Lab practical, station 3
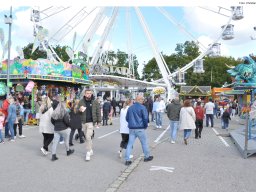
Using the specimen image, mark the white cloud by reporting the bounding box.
[183,6,256,58]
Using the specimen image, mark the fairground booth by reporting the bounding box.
[0,57,91,125]
[179,85,211,105]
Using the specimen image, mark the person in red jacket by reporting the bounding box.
[2,97,10,138]
[194,101,204,139]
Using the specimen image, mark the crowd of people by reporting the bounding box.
[0,90,237,166]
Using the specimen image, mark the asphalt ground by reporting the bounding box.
[0,114,255,192]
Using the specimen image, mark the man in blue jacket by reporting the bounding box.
[125,95,153,166]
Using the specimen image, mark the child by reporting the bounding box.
[222,109,231,129]
[0,111,5,143]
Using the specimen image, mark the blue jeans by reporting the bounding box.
[8,120,15,139]
[125,129,150,161]
[5,122,9,137]
[223,122,229,129]
[52,129,71,155]
[206,114,214,127]
[23,109,31,123]
[184,129,192,139]
[170,120,179,141]
[155,112,162,126]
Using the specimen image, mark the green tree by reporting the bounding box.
[102,49,140,79]
[23,43,70,61]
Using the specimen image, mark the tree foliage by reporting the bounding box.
[22,43,70,62]
[102,49,140,79]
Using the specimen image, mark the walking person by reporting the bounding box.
[6,97,16,142]
[78,89,101,161]
[2,96,10,138]
[220,106,225,128]
[204,98,215,127]
[102,98,111,126]
[118,99,133,158]
[13,99,26,139]
[69,99,84,146]
[155,97,165,128]
[222,109,231,129]
[39,96,54,155]
[51,100,74,161]
[124,95,153,166]
[166,97,181,144]
[194,101,204,139]
[23,96,31,125]
[111,97,117,117]
[179,100,196,145]
[152,97,158,123]
[0,111,5,143]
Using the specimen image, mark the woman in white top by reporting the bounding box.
[118,99,132,158]
[179,99,196,145]
[39,96,54,155]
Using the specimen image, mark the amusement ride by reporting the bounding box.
[0,6,252,101]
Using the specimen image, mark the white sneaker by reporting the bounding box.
[118,150,122,158]
[59,141,64,144]
[19,135,26,138]
[40,147,47,156]
[171,140,175,144]
[159,126,162,129]
[89,150,93,156]
[129,154,134,159]
[85,152,91,161]
[10,139,15,142]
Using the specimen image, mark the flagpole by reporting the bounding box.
[4,6,12,96]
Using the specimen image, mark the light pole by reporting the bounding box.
[4,6,12,96]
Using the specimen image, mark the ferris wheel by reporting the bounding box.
[28,6,246,100]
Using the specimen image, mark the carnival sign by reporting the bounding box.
[102,65,130,76]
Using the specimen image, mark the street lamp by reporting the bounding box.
[4,6,12,96]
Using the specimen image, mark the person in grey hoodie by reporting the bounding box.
[166,97,182,144]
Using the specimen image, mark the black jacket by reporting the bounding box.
[69,110,82,130]
[222,111,231,123]
[51,113,70,131]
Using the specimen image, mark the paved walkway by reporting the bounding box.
[0,115,255,192]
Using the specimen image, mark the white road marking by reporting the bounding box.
[150,166,175,173]
[212,128,230,147]
[98,130,119,139]
[154,125,170,143]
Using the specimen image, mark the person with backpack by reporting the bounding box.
[194,101,204,139]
